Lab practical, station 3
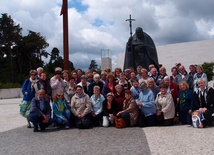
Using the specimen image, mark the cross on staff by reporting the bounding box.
[125,15,136,70]
[126,14,135,37]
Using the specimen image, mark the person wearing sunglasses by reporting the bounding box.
[52,91,71,129]
[20,70,41,128]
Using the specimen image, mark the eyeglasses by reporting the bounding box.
[31,74,36,76]
[57,95,63,97]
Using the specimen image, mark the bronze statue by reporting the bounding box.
[123,27,159,71]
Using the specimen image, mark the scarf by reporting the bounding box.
[29,78,39,92]
[76,92,84,98]
[180,90,186,107]
[197,87,208,106]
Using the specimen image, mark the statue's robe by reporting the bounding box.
[124,32,159,71]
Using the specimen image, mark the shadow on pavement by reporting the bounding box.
[0,126,151,155]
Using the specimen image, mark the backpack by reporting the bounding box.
[192,110,205,128]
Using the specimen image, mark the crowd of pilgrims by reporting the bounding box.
[21,63,214,132]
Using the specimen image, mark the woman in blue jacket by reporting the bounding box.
[178,81,194,125]
[20,70,40,128]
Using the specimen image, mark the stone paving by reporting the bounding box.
[0,98,213,155]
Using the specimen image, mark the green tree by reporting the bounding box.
[20,30,49,69]
[0,14,50,84]
[202,62,214,81]
[0,13,22,83]
[89,60,98,70]
[44,47,74,75]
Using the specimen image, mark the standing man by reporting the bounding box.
[50,67,67,98]
[30,89,52,132]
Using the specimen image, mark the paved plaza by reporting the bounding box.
[0,98,213,155]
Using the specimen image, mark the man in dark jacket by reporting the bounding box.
[30,89,52,132]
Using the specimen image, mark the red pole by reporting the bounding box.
[61,0,69,70]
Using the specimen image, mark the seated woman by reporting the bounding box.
[70,85,93,129]
[194,78,214,127]
[116,90,139,127]
[91,86,105,127]
[102,92,118,127]
[155,84,175,126]
[52,91,71,129]
[178,81,194,125]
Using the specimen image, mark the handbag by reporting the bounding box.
[19,100,30,118]
[115,117,126,128]
[77,117,92,129]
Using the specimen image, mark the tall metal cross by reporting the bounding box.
[126,14,135,36]
[60,0,69,70]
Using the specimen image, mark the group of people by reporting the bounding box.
[20,63,214,132]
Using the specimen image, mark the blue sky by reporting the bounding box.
[68,0,88,12]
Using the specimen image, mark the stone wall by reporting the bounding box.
[0,88,23,99]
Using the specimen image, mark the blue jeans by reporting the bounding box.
[30,113,53,130]
[54,109,71,127]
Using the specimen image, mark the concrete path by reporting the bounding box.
[0,98,213,155]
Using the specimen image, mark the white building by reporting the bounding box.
[117,39,214,73]
[101,49,112,72]
[117,39,214,86]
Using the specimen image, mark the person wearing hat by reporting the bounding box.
[77,75,90,95]
[50,67,67,98]
[70,85,93,129]
[102,92,118,127]
[136,81,156,127]
[20,69,41,128]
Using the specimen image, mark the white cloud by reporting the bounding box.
[1,0,214,71]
